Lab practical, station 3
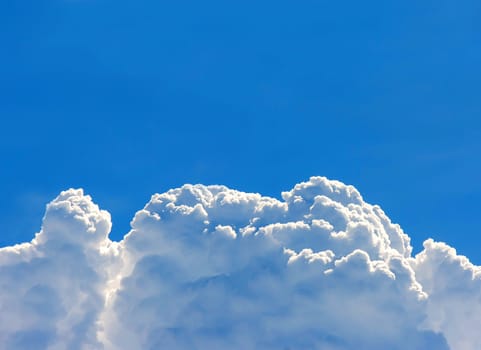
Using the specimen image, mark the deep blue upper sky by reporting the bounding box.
[1,0,481,261]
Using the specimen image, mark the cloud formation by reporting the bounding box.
[0,177,479,349]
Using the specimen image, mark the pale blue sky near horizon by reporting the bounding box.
[1,0,481,262]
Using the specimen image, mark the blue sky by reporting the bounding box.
[2,0,481,263]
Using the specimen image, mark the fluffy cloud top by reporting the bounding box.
[0,177,478,349]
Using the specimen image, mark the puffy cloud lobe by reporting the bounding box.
[412,240,481,350]
[0,189,113,350]
[0,177,477,349]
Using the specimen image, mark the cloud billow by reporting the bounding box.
[0,177,477,349]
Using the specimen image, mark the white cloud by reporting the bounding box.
[0,177,478,349]
[0,189,114,349]
[412,239,481,350]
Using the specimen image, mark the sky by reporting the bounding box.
[2,0,481,262]
[1,2,481,347]
[2,0,481,265]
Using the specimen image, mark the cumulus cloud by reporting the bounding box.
[0,177,478,349]
[0,190,114,349]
